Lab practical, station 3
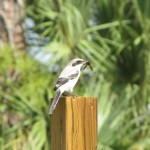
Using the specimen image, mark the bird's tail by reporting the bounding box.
[49,90,61,115]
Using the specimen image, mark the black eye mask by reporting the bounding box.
[72,60,84,66]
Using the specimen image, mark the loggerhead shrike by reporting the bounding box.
[49,58,92,115]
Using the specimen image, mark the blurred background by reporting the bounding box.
[0,0,150,149]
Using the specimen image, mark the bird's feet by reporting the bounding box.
[63,91,77,97]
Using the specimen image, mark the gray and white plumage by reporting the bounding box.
[49,58,91,115]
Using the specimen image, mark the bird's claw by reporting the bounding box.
[63,91,78,97]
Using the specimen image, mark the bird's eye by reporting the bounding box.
[72,60,82,66]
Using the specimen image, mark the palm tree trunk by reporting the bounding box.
[0,0,26,50]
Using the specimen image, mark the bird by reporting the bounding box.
[49,58,92,115]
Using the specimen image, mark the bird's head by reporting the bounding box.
[69,58,93,70]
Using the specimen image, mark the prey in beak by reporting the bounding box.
[82,61,93,70]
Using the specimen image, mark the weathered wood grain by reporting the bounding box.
[51,96,97,150]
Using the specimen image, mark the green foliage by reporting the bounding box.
[0,46,52,149]
[1,0,150,149]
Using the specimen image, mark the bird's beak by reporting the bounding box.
[82,61,93,70]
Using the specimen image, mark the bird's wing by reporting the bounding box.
[54,70,79,91]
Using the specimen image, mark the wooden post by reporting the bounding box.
[51,96,97,150]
